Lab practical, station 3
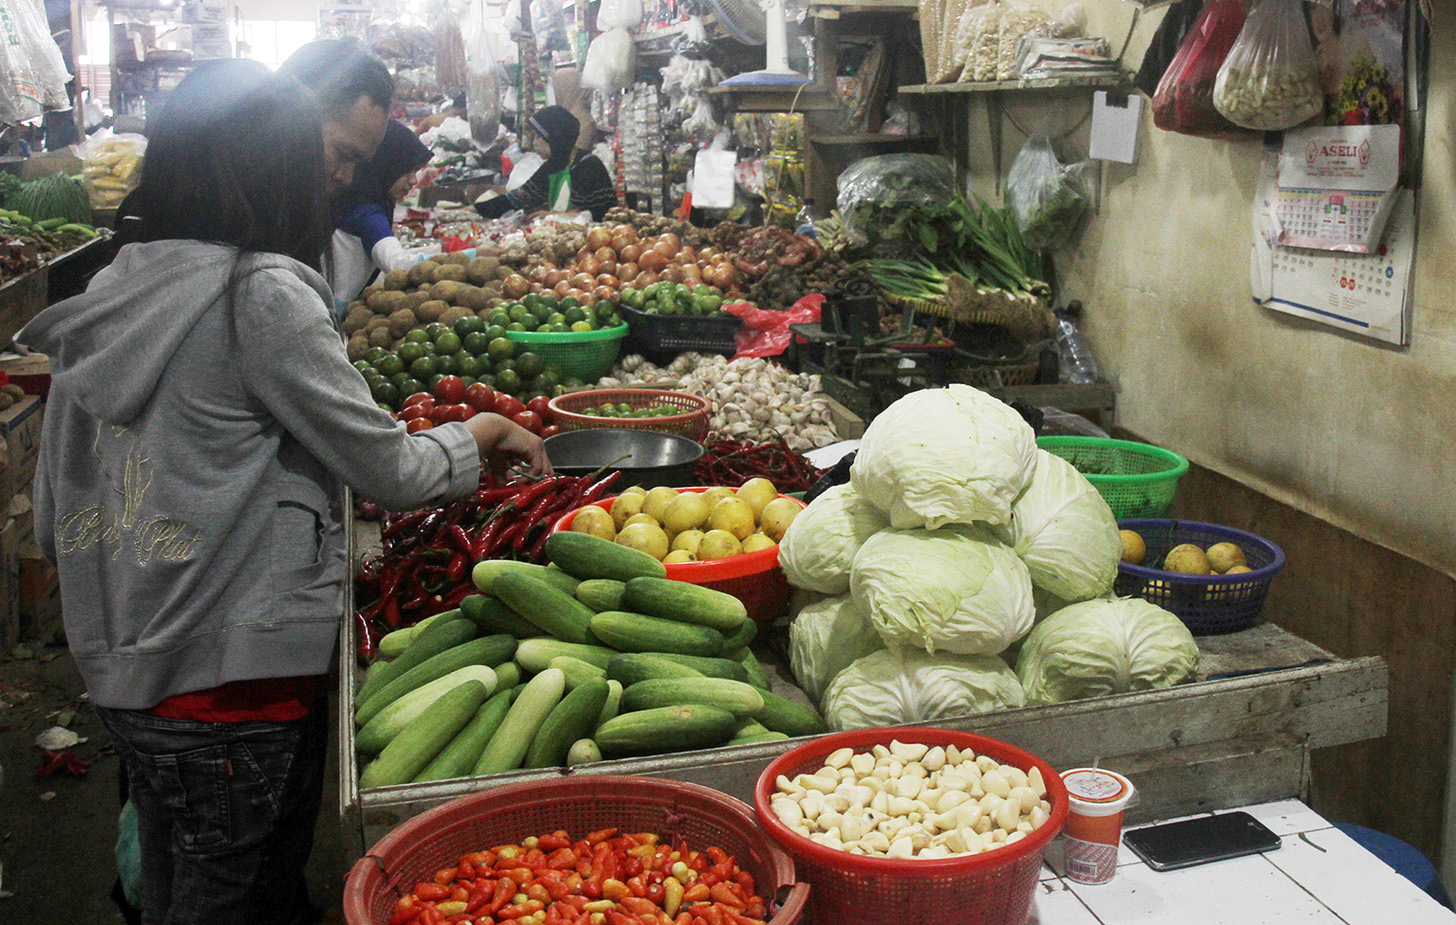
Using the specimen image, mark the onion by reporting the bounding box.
[611,234,636,253]
[619,243,643,264]
[565,287,585,301]
[594,246,616,263]
[586,227,613,250]
[660,232,682,251]
[651,240,677,260]
[612,224,638,241]
[593,285,615,302]
[599,274,621,289]
[581,257,602,276]
[639,250,669,273]
[503,274,530,299]
[618,262,640,282]
[632,271,659,289]
[599,258,618,276]
[554,280,573,297]
[577,247,593,263]
[544,269,567,288]
[579,291,598,306]
[678,245,698,264]
[681,263,702,284]
[661,265,684,284]
[570,272,596,289]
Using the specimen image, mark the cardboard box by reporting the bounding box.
[0,352,51,396]
[0,396,42,505]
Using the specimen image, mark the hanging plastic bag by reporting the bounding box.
[1135,0,1203,97]
[727,294,824,359]
[581,28,634,91]
[1213,0,1322,131]
[836,153,957,248]
[598,0,644,32]
[0,3,43,124]
[1006,133,1091,252]
[78,131,147,211]
[10,0,70,109]
[1150,0,1248,138]
[464,0,502,145]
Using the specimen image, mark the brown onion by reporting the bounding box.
[580,257,602,276]
[610,234,636,253]
[598,275,621,289]
[586,227,613,250]
[598,258,618,276]
[594,246,616,263]
[633,271,659,289]
[502,274,530,299]
[617,262,640,282]
[554,280,573,296]
[680,263,702,283]
[618,243,643,264]
[638,250,669,273]
[612,224,638,241]
[678,245,698,264]
[659,232,681,251]
[652,240,677,259]
[661,265,684,284]
[543,269,567,288]
[593,285,615,302]
[570,272,596,289]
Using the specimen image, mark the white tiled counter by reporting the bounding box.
[1033,800,1454,924]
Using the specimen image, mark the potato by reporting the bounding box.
[735,478,779,519]
[610,493,645,530]
[387,308,418,338]
[416,300,449,323]
[741,533,777,554]
[664,493,710,534]
[438,251,471,266]
[617,522,669,560]
[1119,530,1146,565]
[407,261,436,287]
[382,268,410,290]
[342,309,372,335]
[467,256,501,285]
[642,487,680,523]
[623,513,660,530]
[571,506,616,541]
[431,280,464,304]
[708,497,755,540]
[671,530,705,556]
[404,290,430,311]
[368,326,394,348]
[1205,542,1247,574]
[663,550,696,564]
[495,265,515,282]
[346,335,370,361]
[431,263,467,283]
[1163,544,1211,575]
[456,285,489,310]
[698,530,743,560]
[439,306,473,327]
[363,315,391,332]
[758,498,801,543]
[360,284,383,302]
[366,290,400,314]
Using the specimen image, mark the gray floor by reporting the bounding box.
[0,644,347,924]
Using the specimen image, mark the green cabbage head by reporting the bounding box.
[788,594,884,706]
[995,450,1121,603]
[780,484,889,595]
[822,648,1025,731]
[1016,597,1200,705]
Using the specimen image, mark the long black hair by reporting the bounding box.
[132,63,332,270]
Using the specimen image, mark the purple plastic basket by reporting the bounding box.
[1115,519,1286,635]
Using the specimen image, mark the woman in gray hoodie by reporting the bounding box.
[19,62,547,925]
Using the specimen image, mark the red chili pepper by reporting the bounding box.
[382,596,403,628]
[446,552,469,584]
[474,513,516,560]
[440,583,474,610]
[448,524,476,558]
[578,470,622,506]
[476,485,521,507]
[355,610,381,661]
[382,509,433,538]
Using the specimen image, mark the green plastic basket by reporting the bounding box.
[1037,436,1189,520]
[504,323,629,383]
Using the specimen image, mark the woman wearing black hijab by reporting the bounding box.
[476,105,617,221]
[330,118,433,306]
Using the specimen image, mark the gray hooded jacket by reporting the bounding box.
[19,241,479,709]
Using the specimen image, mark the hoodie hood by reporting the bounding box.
[19,240,332,426]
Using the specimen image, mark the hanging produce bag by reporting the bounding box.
[581,28,634,91]
[1135,0,1203,97]
[1150,0,1248,138]
[1212,0,1322,131]
[1006,133,1091,252]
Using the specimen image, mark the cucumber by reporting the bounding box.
[648,653,750,683]
[414,687,516,782]
[360,679,490,787]
[732,718,770,739]
[754,689,827,737]
[492,662,522,690]
[721,618,758,651]
[621,577,749,635]
[546,532,667,582]
[494,572,598,644]
[523,678,610,769]
[606,653,705,687]
[739,650,772,691]
[576,579,626,613]
[460,594,540,637]
[356,665,498,754]
[622,678,764,717]
[595,704,737,757]
[589,611,726,657]
[356,618,478,708]
[356,634,516,727]
[734,731,790,744]
[549,656,609,689]
[596,679,623,730]
[473,560,580,596]
[375,611,454,660]
[515,638,617,674]
[567,738,602,766]
[472,668,566,775]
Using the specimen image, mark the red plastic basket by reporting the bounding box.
[549,388,711,442]
[754,727,1069,925]
[552,487,807,630]
[344,775,809,925]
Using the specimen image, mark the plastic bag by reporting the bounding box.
[581,28,634,91]
[727,294,824,359]
[1006,134,1090,252]
[961,4,1002,81]
[464,0,502,145]
[116,800,142,908]
[0,3,43,124]
[10,0,69,109]
[598,0,644,31]
[836,153,957,247]
[78,131,147,210]
[1151,0,1248,138]
[1213,0,1322,131]
[1135,0,1203,97]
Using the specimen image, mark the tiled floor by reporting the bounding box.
[1027,801,1456,924]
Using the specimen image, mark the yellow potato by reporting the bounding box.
[699,486,736,510]
[623,513,661,530]
[697,529,743,561]
[1119,530,1146,565]
[741,533,777,554]
[671,529,706,556]
[664,492,710,534]
[708,497,756,541]
[571,506,616,541]
[621,485,648,497]
[610,493,645,530]
[616,522,669,560]
[758,497,802,542]
[663,550,696,564]
[1163,544,1211,575]
[642,486,681,523]
[735,478,779,518]
[1205,542,1247,574]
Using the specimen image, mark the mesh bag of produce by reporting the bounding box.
[835,153,957,247]
[1212,0,1322,131]
[1150,0,1248,138]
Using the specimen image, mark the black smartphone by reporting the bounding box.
[1123,811,1282,871]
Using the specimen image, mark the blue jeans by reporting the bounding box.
[96,704,327,925]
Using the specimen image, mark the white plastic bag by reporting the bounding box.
[1213,0,1322,131]
[1006,133,1091,252]
[598,0,644,32]
[581,28,634,91]
[464,0,502,144]
[10,0,69,109]
[0,2,43,123]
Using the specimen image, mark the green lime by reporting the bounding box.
[487,337,515,362]
[371,380,399,404]
[616,402,633,414]
[536,324,553,333]
[547,312,567,326]
[401,378,426,397]
[460,376,477,388]
[570,321,593,333]
[352,360,372,374]
[435,331,462,355]
[409,356,438,379]
[534,370,560,394]
[375,355,405,378]
[406,329,432,345]
[457,355,485,378]
[515,352,544,379]
[495,368,522,393]
[361,370,385,390]
[435,353,458,375]
[397,342,426,365]
[564,306,587,325]
[507,322,527,332]
[454,315,486,338]
[523,293,543,311]
[488,309,512,328]
[479,373,497,388]
[563,377,585,390]
[549,323,567,333]
[485,324,508,341]
[428,323,451,340]
[419,340,439,356]
[389,371,414,392]
[509,305,531,324]
[365,346,389,364]
[462,331,492,355]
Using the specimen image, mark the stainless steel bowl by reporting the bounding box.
[544,428,705,487]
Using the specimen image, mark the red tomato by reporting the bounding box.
[428,405,451,425]
[398,404,431,422]
[540,425,562,439]
[494,395,526,419]
[526,396,554,422]
[440,403,473,424]
[464,382,497,414]
[401,392,434,410]
[433,375,466,405]
[511,410,543,435]
[405,417,434,433]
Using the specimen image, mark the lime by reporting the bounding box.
[434,354,458,375]
[496,368,522,393]
[487,337,515,362]
[454,315,486,338]
[371,380,399,404]
[547,312,567,326]
[365,347,389,364]
[457,355,485,379]
[460,376,477,388]
[409,356,438,379]
[550,323,569,333]
[389,371,413,392]
[479,373,497,388]
[507,322,527,332]
[536,324,553,333]
[534,370,560,394]
[515,352,544,379]
[488,309,512,328]
[462,331,492,355]
[616,402,633,414]
[509,305,531,324]
[563,377,585,389]
[352,360,372,374]
[435,331,462,355]
[570,321,593,333]
[523,293,543,311]
[564,306,587,325]
[495,358,514,373]
[397,342,426,365]
[375,355,405,378]
[419,340,438,356]
[401,378,427,397]
[484,324,508,341]
[406,329,432,345]
[361,370,385,390]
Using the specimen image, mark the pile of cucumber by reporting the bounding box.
[353,531,826,789]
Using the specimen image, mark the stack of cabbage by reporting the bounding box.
[779,385,1198,731]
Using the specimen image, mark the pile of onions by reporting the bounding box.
[523,224,741,307]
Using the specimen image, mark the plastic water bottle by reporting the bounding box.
[1054,301,1098,385]
[795,199,819,238]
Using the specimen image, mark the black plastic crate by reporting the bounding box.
[621,304,741,357]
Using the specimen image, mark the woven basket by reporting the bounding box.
[548,388,710,441]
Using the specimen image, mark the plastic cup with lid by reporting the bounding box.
[1060,767,1136,885]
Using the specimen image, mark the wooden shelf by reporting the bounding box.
[631,15,721,52]
[705,84,840,111]
[809,0,919,16]
[898,75,1123,94]
[808,132,936,145]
